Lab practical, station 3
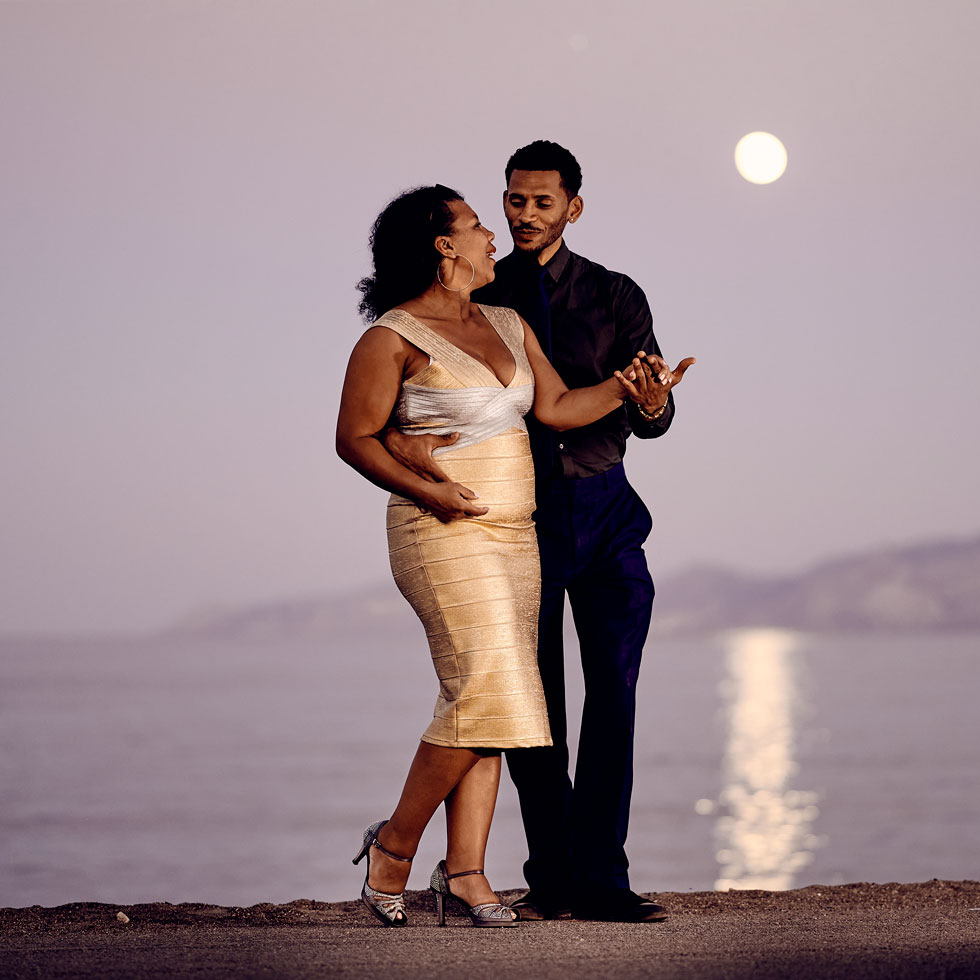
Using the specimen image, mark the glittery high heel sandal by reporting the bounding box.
[430,860,518,928]
[352,820,413,927]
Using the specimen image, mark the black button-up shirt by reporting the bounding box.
[475,241,674,479]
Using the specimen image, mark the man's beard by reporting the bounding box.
[511,215,568,256]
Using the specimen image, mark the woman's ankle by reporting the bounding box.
[445,869,499,907]
[376,822,417,861]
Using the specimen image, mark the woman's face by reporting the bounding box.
[446,200,496,287]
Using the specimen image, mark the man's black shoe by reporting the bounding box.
[574,888,668,923]
[509,891,574,921]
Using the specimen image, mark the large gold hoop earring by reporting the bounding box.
[437,254,476,292]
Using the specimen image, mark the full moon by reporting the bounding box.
[734,132,788,184]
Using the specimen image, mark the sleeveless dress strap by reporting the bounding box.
[478,304,525,356]
[374,307,526,390]
[372,309,467,371]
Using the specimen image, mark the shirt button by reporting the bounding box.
[558,443,564,450]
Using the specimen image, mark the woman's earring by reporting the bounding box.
[437,254,476,292]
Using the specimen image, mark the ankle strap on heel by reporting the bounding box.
[370,824,413,864]
[371,838,413,863]
[445,868,485,879]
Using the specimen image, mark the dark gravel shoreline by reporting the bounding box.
[2,881,979,979]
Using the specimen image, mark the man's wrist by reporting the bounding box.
[635,401,668,422]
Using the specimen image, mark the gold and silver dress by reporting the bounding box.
[379,304,552,749]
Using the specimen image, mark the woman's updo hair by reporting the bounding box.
[357,184,463,322]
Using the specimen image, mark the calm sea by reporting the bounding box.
[1,627,977,907]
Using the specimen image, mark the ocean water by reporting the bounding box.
[1,627,977,907]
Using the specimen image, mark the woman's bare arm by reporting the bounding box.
[335,327,488,522]
[522,319,631,431]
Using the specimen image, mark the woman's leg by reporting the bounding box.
[443,752,505,907]
[367,741,483,893]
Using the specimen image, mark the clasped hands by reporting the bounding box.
[614,351,696,418]
[383,351,695,524]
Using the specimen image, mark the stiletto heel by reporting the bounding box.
[429,860,518,928]
[353,820,413,927]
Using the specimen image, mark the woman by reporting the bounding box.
[336,184,656,928]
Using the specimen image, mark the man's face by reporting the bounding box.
[503,169,580,257]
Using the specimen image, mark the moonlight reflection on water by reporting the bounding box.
[712,629,822,890]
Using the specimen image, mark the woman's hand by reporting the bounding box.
[417,481,489,523]
[615,351,696,415]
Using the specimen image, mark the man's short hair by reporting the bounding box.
[505,140,583,198]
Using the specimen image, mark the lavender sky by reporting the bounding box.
[2,0,978,633]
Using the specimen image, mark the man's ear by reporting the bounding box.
[567,195,584,224]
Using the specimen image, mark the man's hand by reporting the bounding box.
[418,482,490,523]
[615,351,696,415]
[382,428,485,521]
[383,429,459,483]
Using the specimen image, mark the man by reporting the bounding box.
[389,141,693,922]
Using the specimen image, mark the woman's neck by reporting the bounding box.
[405,283,475,323]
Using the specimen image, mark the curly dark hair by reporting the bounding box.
[505,140,583,198]
[357,184,463,322]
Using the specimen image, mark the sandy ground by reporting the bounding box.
[2,881,979,980]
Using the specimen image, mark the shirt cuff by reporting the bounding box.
[628,398,673,432]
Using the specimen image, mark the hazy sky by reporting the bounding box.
[2,0,978,633]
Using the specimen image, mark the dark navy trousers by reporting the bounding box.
[505,462,655,895]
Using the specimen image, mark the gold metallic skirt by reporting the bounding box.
[386,428,552,749]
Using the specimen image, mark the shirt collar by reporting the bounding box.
[543,240,571,283]
[507,239,571,283]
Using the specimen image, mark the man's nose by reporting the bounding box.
[518,203,536,223]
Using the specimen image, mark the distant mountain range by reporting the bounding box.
[652,535,980,634]
[168,534,980,641]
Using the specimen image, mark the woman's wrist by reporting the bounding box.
[605,376,630,402]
